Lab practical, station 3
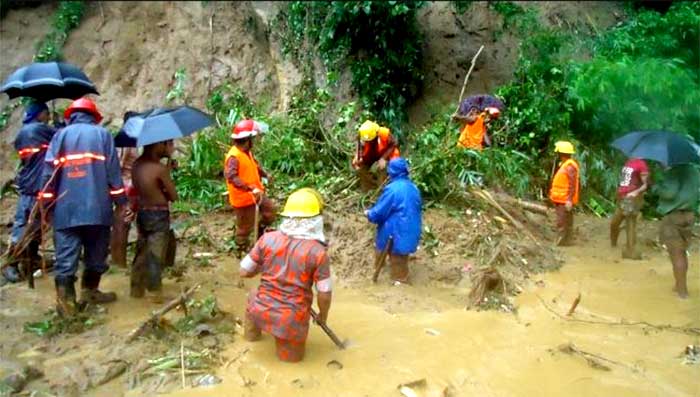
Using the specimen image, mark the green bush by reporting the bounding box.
[34,1,86,62]
[275,1,426,136]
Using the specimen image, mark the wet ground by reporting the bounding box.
[0,206,698,397]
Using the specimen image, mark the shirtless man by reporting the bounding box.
[130,139,177,301]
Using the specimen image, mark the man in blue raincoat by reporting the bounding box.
[365,157,422,285]
[40,98,133,316]
[2,102,56,283]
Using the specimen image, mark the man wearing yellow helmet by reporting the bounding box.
[352,120,400,192]
[548,141,579,246]
[240,188,332,362]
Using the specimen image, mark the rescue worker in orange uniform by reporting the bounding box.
[351,120,400,192]
[453,107,499,150]
[224,119,276,257]
[548,141,580,246]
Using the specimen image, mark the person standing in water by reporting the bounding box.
[130,139,178,302]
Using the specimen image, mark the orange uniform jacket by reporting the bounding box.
[224,146,264,208]
[549,158,580,205]
[457,114,486,150]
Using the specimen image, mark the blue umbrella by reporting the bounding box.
[115,106,213,147]
[610,131,700,166]
[1,61,98,101]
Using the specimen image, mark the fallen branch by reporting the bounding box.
[555,343,613,371]
[454,45,485,115]
[537,295,700,336]
[126,285,200,342]
[566,293,581,316]
[493,192,550,215]
[472,189,542,246]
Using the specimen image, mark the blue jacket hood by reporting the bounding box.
[68,111,97,125]
[388,157,409,180]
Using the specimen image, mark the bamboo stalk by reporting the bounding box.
[454,45,485,116]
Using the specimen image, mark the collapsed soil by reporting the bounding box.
[0,193,698,396]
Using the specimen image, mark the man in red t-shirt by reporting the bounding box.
[610,157,650,259]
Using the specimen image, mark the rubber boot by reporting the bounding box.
[55,276,78,317]
[610,224,620,248]
[80,271,117,304]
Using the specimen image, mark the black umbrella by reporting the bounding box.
[458,94,505,115]
[1,61,98,101]
[115,106,213,147]
[610,131,700,166]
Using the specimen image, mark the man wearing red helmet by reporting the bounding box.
[224,119,276,257]
[40,97,133,316]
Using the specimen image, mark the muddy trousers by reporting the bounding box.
[131,210,171,296]
[356,164,387,193]
[376,251,410,283]
[109,210,131,268]
[554,204,574,246]
[244,311,306,362]
[660,211,696,297]
[234,198,276,255]
[53,225,110,279]
[609,196,643,258]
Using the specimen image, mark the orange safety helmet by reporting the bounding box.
[64,97,103,123]
[231,119,257,140]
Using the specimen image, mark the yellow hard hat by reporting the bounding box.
[554,141,575,154]
[358,120,380,142]
[297,187,324,212]
[280,188,323,218]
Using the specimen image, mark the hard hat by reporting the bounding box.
[554,141,575,154]
[231,119,257,139]
[377,126,391,141]
[358,120,380,142]
[297,187,324,212]
[280,188,323,218]
[64,97,102,123]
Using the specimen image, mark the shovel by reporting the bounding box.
[251,191,261,243]
[310,308,346,350]
[372,236,393,283]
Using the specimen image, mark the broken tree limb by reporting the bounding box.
[473,189,542,246]
[493,192,550,215]
[555,343,612,371]
[126,285,200,343]
[567,293,582,316]
[537,294,700,336]
[454,45,485,115]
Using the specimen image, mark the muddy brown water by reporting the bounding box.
[1,215,698,396]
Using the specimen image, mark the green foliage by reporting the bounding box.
[175,295,220,333]
[596,2,700,71]
[488,1,525,30]
[569,57,700,143]
[166,67,187,104]
[34,1,86,62]
[451,1,473,14]
[24,310,101,337]
[275,1,426,134]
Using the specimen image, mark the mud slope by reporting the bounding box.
[410,1,625,123]
[0,2,57,173]
[61,1,279,127]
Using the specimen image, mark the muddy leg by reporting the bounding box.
[622,214,641,260]
[235,205,256,257]
[357,165,376,193]
[390,254,410,284]
[668,247,689,299]
[130,239,147,298]
[110,211,129,268]
[609,206,624,247]
[244,309,261,342]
